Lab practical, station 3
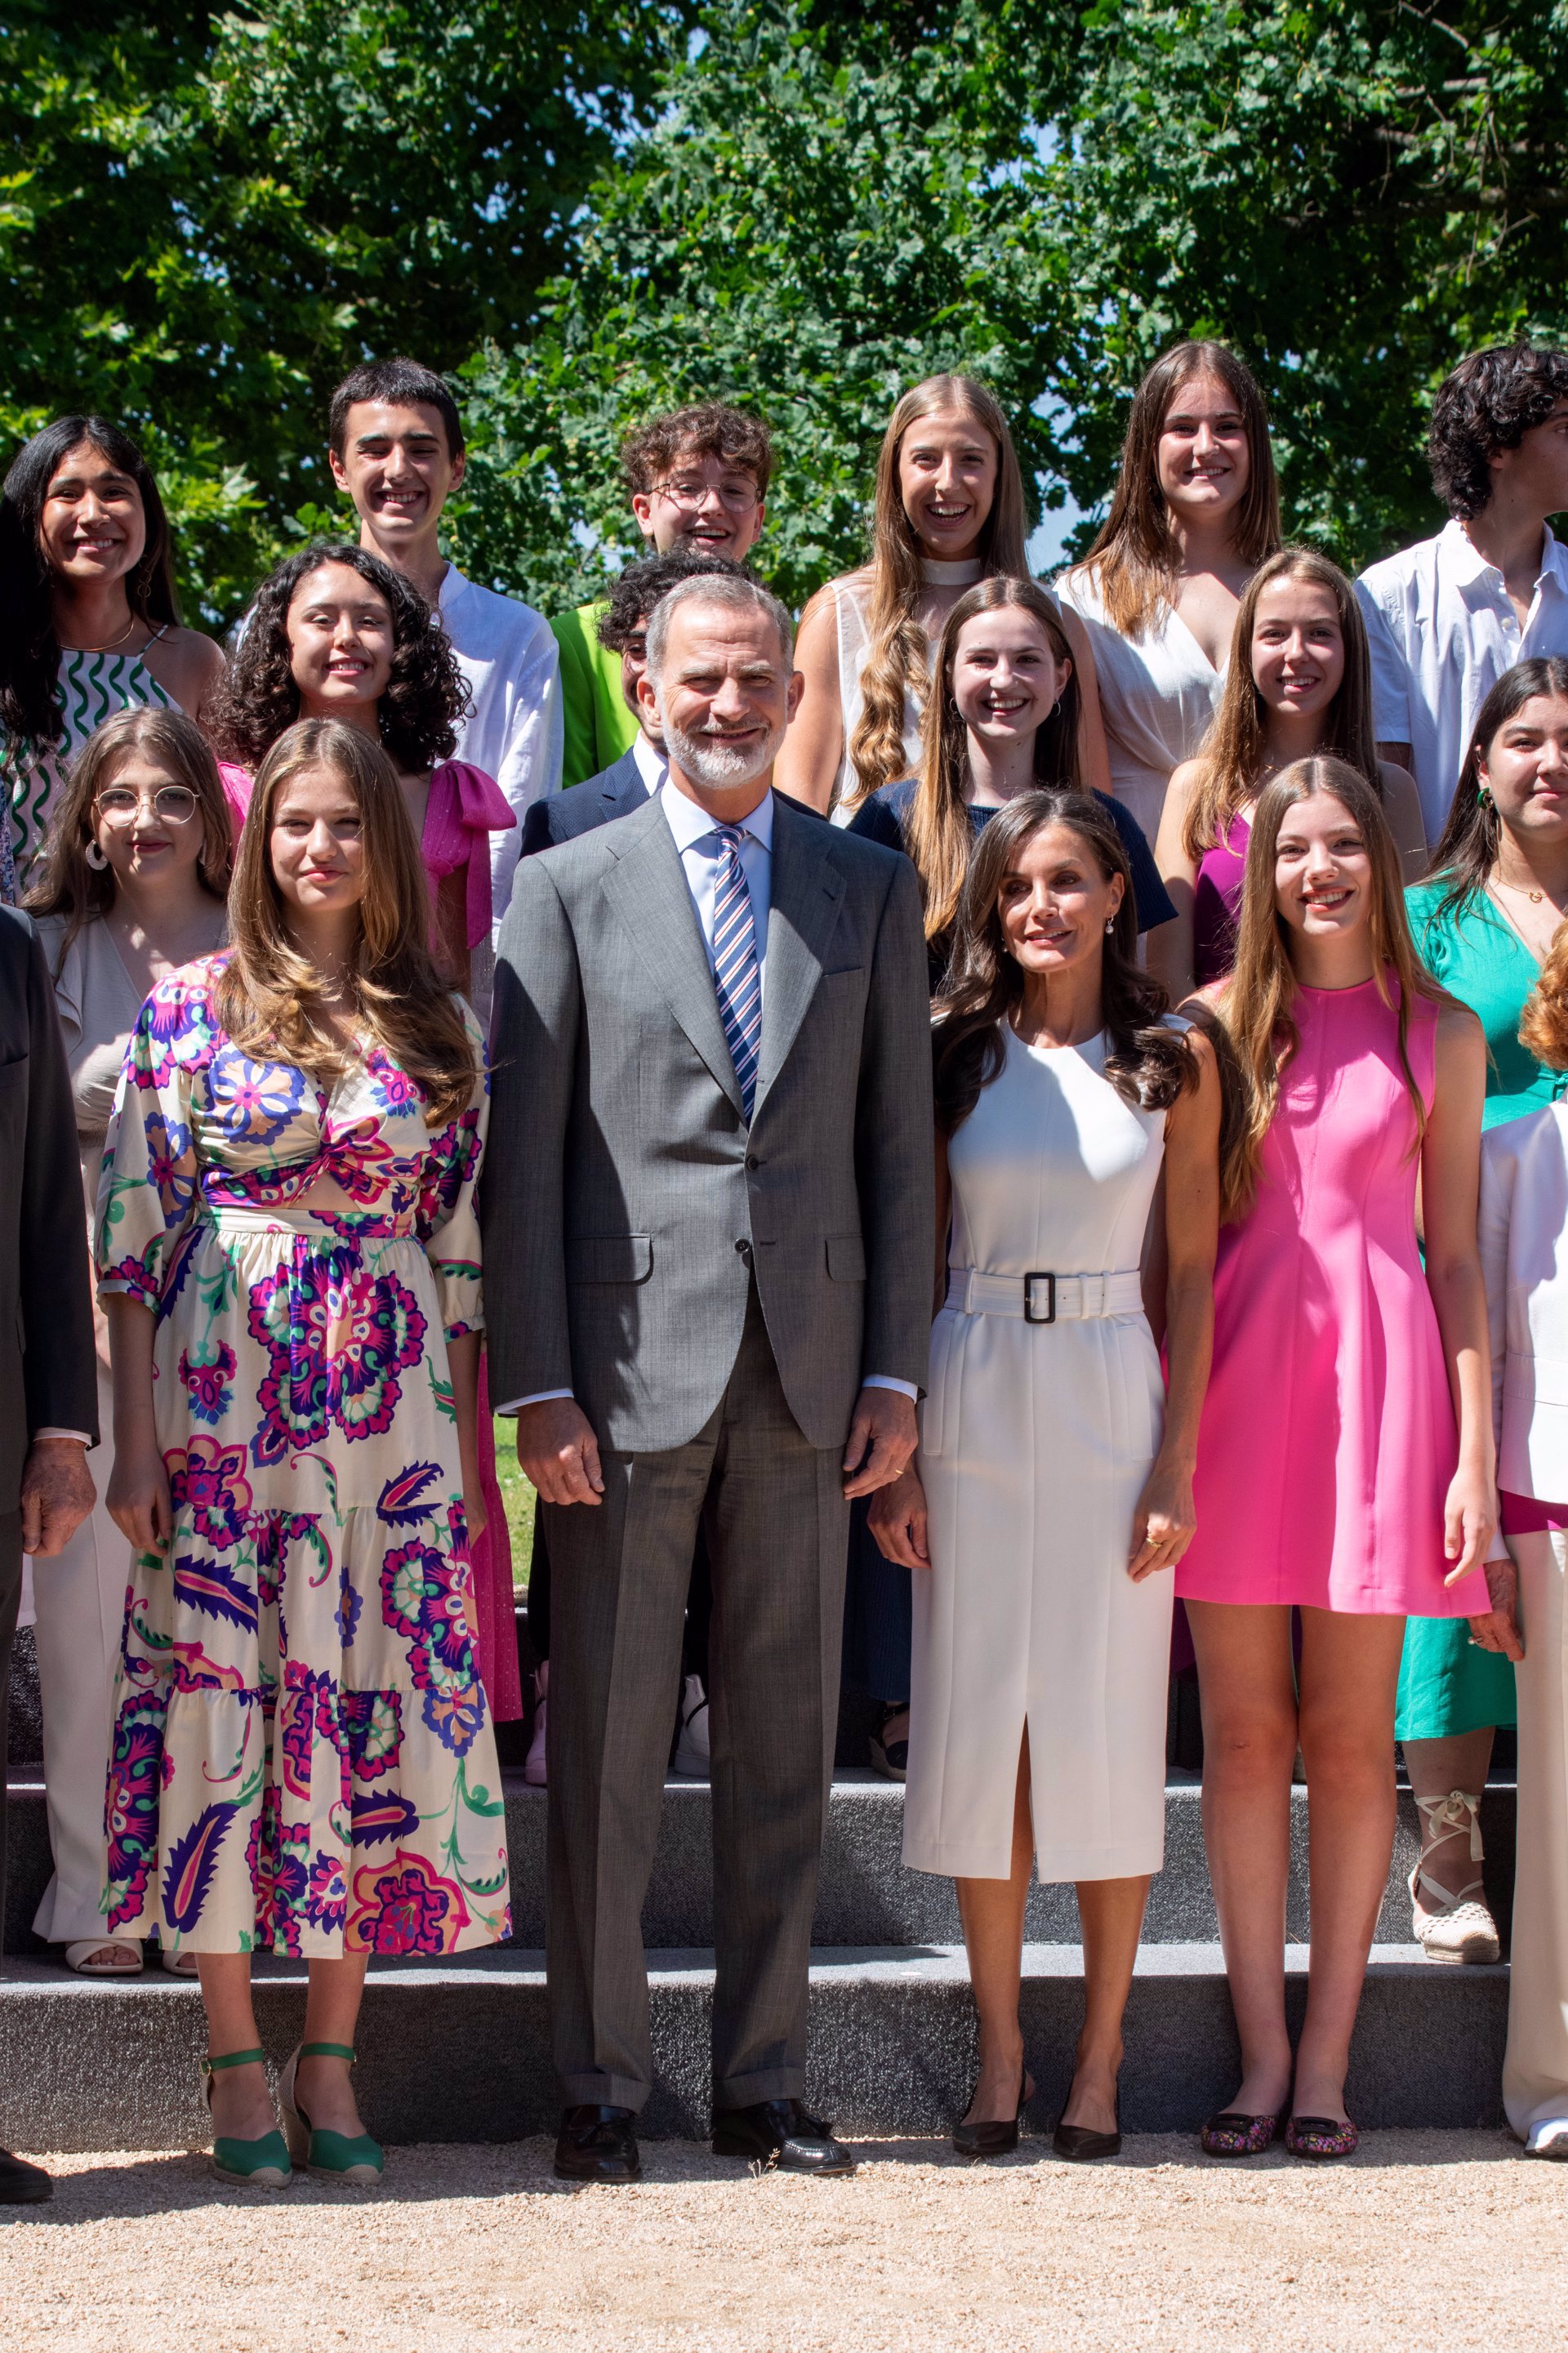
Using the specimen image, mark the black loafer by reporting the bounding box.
[712,2097,856,2175]
[0,2149,51,2204]
[554,2104,641,2183]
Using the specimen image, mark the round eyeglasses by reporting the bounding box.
[94,785,201,825]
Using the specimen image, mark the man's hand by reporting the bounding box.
[842,1386,919,1500]
[20,1437,96,1558]
[516,1398,605,1507]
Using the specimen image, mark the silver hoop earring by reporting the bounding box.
[85,840,109,871]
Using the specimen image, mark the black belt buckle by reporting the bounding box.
[1023,1271,1056,1325]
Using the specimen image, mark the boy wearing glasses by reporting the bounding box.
[552,403,773,787]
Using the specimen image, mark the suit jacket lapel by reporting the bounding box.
[755,798,844,1112]
[600,793,746,1116]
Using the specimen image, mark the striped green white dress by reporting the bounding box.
[4,644,178,884]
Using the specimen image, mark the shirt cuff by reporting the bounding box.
[33,1428,94,1446]
[497,1390,574,1414]
[862,1376,919,1401]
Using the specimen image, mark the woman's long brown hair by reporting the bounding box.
[23,706,231,969]
[904,577,1081,946]
[844,376,1029,811]
[214,718,476,1127]
[1079,342,1281,638]
[1182,547,1384,859]
[932,790,1200,1134]
[1216,756,1447,1221]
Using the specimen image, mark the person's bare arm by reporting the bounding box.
[771,585,844,813]
[867,1131,950,1568]
[1378,758,1429,886]
[1058,605,1113,800]
[145,627,225,732]
[105,1294,172,1553]
[446,1330,485,1544]
[1421,1005,1503,1599]
[1147,760,1203,1000]
[1128,1032,1220,1578]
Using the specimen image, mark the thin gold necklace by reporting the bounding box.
[60,611,140,656]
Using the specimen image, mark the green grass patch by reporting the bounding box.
[492,1415,537,1597]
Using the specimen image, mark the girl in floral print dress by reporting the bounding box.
[98,715,510,2184]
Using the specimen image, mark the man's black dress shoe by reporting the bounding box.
[554,2105,641,2183]
[0,2149,51,2204]
[711,2098,856,2175]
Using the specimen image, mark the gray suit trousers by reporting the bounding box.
[0,1513,22,1959]
[545,1288,850,2113]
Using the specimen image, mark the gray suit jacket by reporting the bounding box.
[0,907,98,1512]
[484,789,934,1453]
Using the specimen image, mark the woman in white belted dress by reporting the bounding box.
[871,789,1221,2159]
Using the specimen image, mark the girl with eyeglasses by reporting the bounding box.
[21,706,232,1980]
[0,417,226,895]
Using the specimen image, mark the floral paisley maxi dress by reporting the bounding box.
[94,953,511,1956]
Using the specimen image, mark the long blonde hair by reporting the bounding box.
[1081,342,1281,637]
[215,719,475,1126]
[905,577,1080,944]
[1183,548,1383,859]
[846,376,1029,809]
[1216,756,1446,1220]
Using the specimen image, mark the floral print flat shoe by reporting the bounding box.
[1285,2114,1359,2159]
[1200,2110,1281,2157]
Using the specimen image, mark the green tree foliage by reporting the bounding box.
[455,0,1568,609]
[0,0,682,617]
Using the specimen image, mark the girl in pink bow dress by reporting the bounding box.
[1178,755,1508,2162]
[210,541,521,1726]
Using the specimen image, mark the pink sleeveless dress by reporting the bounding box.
[1192,809,1250,987]
[1176,978,1488,1615]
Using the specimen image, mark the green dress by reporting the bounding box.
[1396,877,1568,1740]
[4,645,177,882]
[549,603,639,787]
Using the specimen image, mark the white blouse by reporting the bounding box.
[1056,564,1226,841]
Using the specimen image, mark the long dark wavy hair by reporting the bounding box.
[208,541,468,773]
[0,416,180,758]
[1423,657,1568,927]
[932,791,1200,1134]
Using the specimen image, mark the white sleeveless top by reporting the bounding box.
[1055,565,1225,842]
[830,558,986,823]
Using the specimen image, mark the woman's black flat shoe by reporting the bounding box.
[953,2065,1027,2158]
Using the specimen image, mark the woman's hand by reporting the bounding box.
[1128,1453,1196,1580]
[107,1433,172,1555]
[1441,1463,1497,1589]
[1468,1552,1524,1660]
[867,1465,930,1570]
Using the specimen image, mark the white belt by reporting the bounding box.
[945,1268,1143,1324]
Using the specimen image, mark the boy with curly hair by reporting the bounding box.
[1356,342,1568,843]
[550,403,773,786]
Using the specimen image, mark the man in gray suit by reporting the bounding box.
[486,573,933,2181]
[0,906,98,2202]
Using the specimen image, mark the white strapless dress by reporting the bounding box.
[904,1023,1178,1883]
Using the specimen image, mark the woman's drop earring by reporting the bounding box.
[1105,917,1115,934]
[85,839,109,871]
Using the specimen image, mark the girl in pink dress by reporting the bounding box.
[1178,755,1508,2159]
[209,544,522,1724]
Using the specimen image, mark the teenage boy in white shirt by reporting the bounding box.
[1356,342,1568,845]
[328,357,563,930]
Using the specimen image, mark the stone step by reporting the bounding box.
[3,1771,1517,1959]
[0,1942,1508,2152]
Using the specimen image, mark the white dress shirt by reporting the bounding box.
[631,730,669,796]
[1355,520,1568,843]
[501,777,915,1409]
[437,567,564,933]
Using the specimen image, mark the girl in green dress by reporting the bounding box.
[1404,655,1568,1960]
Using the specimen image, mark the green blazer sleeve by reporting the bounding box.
[550,604,640,788]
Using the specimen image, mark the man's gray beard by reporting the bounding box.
[664,713,786,791]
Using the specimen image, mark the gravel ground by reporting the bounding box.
[4,2131,1564,2352]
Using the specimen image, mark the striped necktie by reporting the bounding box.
[710,822,763,1118]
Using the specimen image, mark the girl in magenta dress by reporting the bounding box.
[210,542,521,1722]
[1178,755,1504,2162]
[1151,548,1426,996]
